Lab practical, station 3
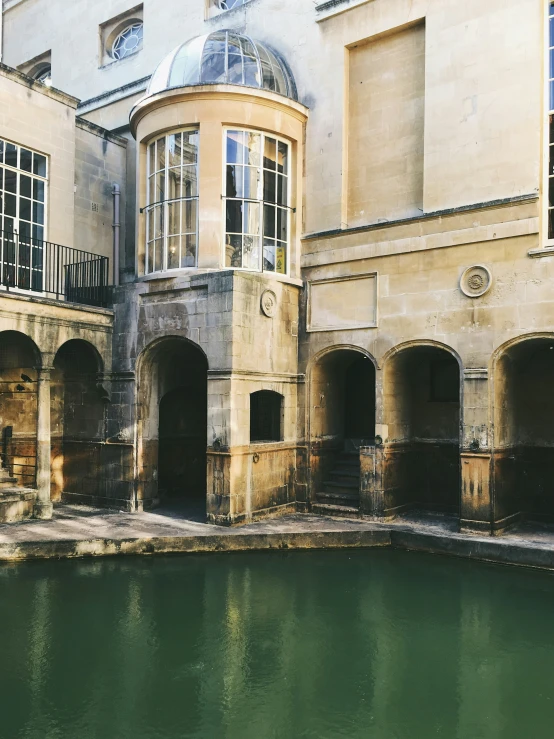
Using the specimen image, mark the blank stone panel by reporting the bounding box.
[307,274,377,331]
[347,23,425,227]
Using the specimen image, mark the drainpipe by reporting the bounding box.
[112,183,121,286]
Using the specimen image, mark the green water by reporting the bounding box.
[1,550,554,739]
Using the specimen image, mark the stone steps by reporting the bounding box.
[316,451,361,512]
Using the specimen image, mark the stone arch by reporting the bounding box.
[307,344,376,509]
[492,333,554,528]
[0,331,43,488]
[51,339,107,504]
[382,340,462,518]
[136,335,208,515]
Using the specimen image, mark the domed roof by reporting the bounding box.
[147,30,297,101]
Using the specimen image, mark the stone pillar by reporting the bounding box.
[360,445,385,517]
[460,368,492,534]
[34,366,53,520]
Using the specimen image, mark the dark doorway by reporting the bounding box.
[155,341,207,515]
[344,355,376,439]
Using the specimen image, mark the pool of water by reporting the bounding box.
[2,549,554,739]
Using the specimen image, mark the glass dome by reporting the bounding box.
[147,31,297,101]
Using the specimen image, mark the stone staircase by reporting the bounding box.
[0,466,35,523]
[312,451,360,517]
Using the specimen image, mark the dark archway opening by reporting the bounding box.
[52,340,104,505]
[383,346,460,517]
[0,331,40,488]
[494,339,554,526]
[310,349,376,509]
[154,340,208,517]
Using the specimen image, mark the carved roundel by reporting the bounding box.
[260,289,277,318]
[460,265,492,298]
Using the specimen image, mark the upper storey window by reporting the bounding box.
[146,130,199,273]
[209,0,249,16]
[34,65,52,87]
[548,3,554,239]
[112,23,144,60]
[224,130,290,274]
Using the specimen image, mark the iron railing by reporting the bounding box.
[0,230,112,308]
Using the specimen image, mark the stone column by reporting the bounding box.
[460,368,492,534]
[34,366,53,520]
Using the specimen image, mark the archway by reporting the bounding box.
[309,348,376,509]
[139,338,208,516]
[383,344,461,517]
[494,338,554,526]
[0,331,41,488]
[52,340,104,504]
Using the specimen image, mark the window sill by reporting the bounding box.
[528,246,554,258]
[99,49,142,71]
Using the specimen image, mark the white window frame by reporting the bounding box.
[145,128,200,275]
[206,0,251,19]
[222,127,292,276]
[0,137,48,294]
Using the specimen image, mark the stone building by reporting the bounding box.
[0,0,550,533]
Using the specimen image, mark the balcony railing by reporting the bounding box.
[0,231,112,308]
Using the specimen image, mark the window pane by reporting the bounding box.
[5,194,16,217]
[228,54,243,84]
[147,211,155,242]
[183,199,197,233]
[243,201,260,235]
[0,167,3,190]
[264,171,276,203]
[264,137,277,170]
[19,174,31,199]
[156,172,165,202]
[0,140,3,163]
[149,143,156,176]
[181,165,198,198]
[245,133,261,166]
[167,236,180,269]
[167,168,182,200]
[550,50,554,83]
[550,179,554,209]
[33,154,46,177]
[227,131,245,164]
[277,208,287,242]
[168,133,182,169]
[243,166,259,199]
[225,234,242,267]
[182,234,197,268]
[550,16,554,48]
[277,141,288,174]
[243,235,260,271]
[154,239,164,271]
[157,138,166,172]
[20,149,32,173]
[32,202,44,225]
[5,144,17,168]
[182,132,199,165]
[263,238,276,272]
[147,243,154,274]
[226,200,242,234]
[154,205,164,238]
[4,170,16,193]
[149,176,156,205]
[226,164,241,197]
[551,81,554,113]
[277,175,288,206]
[19,221,31,240]
[168,202,180,235]
[264,204,276,238]
[32,224,43,241]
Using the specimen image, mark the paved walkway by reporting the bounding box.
[3,505,554,569]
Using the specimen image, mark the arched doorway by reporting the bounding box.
[139,338,208,517]
[309,348,376,510]
[494,338,554,526]
[383,344,461,518]
[0,331,41,488]
[52,340,104,504]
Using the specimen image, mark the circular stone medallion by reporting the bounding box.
[460,265,492,298]
[260,289,277,317]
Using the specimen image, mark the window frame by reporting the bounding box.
[222,127,292,276]
[0,137,49,294]
[207,0,251,18]
[250,390,284,443]
[111,22,144,61]
[145,127,200,275]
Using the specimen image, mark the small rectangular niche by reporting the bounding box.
[307,273,377,332]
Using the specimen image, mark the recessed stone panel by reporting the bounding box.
[307,273,377,332]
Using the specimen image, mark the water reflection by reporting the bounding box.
[1,551,554,739]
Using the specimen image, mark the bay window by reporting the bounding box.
[224,130,290,274]
[146,130,199,273]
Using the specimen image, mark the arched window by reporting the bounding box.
[34,65,52,87]
[250,390,283,443]
[213,0,248,11]
[112,23,143,60]
[145,130,199,273]
[224,129,290,274]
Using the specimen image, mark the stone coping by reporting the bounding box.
[2,506,554,570]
